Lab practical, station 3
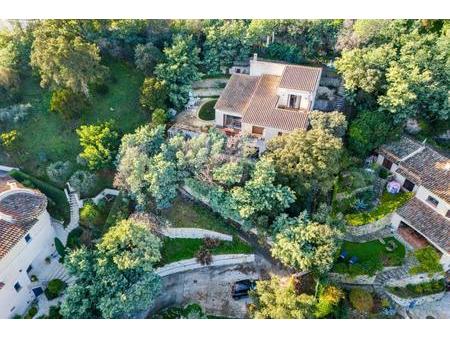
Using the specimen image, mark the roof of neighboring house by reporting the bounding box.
[0,176,47,259]
[397,197,450,253]
[214,74,259,115]
[279,65,323,92]
[243,75,310,131]
[379,136,450,203]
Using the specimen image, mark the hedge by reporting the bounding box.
[387,279,445,298]
[45,279,67,300]
[345,191,413,226]
[54,237,66,258]
[9,169,70,224]
[24,306,38,319]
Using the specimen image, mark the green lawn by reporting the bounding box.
[198,99,217,121]
[333,237,406,277]
[162,196,236,235]
[159,237,253,266]
[3,60,146,180]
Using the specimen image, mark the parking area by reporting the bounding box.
[148,255,280,318]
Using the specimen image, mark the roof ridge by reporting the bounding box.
[242,75,264,117]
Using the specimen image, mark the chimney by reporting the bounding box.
[253,53,258,62]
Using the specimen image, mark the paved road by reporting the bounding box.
[147,255,285,318]
[406,293,450,319]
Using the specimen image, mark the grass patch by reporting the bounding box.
[9,169,70,224]
[159,237,253,266]
[345,191,413,226]
[333,237,406,277]
[3,60,145,179]
[409,247,444,275]
[162,197,236,235]
[198,99,217,121]
[387,279,445,299]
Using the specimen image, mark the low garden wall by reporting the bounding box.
[328,272,376,285]
[345,213,393,237]
[155,254,255,278]
[386,290,446,307]
[386,272,444,288]
[160,227,232,241]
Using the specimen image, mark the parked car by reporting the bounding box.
[231,279,257,300]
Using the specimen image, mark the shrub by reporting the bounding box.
[79,201,102,227]
[409,247,444,275]
[50,89,89,119]
[151,108,168,126]
[0,103,32,125]
[140,77,168,113]
[198,99,217,121]
[134,43,163,75]
[45,279,67,300]
[54,237,66,258]
[195,247,212,265]
[24,306,38,319]
[203,237,220,249]
[47,305,63,319]
[68,170,97,197]
[388,279,445,298]
[46,161,72,186]
[0,130,19,151]
[66,227,83,250]
[104,192,132,229]
[349,288,373,313]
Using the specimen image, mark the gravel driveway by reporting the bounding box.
[147,255,283,318]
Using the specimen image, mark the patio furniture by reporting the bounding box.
[349,256,358,265]
[339,251,348,260]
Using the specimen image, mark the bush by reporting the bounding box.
[349,288,373,313]
[134,43,163,75]
[66,227,83,250]
[24,306,38,319]
[68,170,97,197]
[198,99,217,121]
[409,247,444,275]
[104,192,132,229]
[46,161,72,186]
[9,170,70,224]
[140,77,168,113]
[0,103,32,125]
[203,237,220,249]
[47,305,63,319]
[151,108,168,126]
[45,279,67,300]
[50,89,89,119]
[195,246,212,265]
[79,201,102,227]
[388,279,445,298]
[54,237,66,258]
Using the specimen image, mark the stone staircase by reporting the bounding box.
[45,262,75,284]
[66,189,80,233]
[373,255,417,297]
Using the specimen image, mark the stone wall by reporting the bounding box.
[160,227,232,242]
[345,213,393,237]
[387,290,446,307]
[386,272,444,287]
[155,254,255,278]
[328,272,376,285]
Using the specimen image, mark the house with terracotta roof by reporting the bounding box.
[214,54,322,152]
[0,176,55,318]
[376,136,450,270]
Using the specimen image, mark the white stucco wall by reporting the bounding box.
[415,186,449,218]
[215,109,242,128]
[276,87,312,110]
[249,59,285,77]
[0,210,55,318]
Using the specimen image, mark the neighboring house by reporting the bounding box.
[0,176,55,318]
[214,54,322,152]
[376,136,450,270]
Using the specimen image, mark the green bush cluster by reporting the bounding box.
[45,279,67,300]
[66,227,83,250]
[409,247,444,275]
[54,237,66,258]
[345,191,413,226]
[198,99,217,121]
[9,169,70,224]
[349,288,373,313]
[388,279,445,298]
[79,200,103,227]
[24,306,38,319]
[104,192,132,229]
[152,303,206,319]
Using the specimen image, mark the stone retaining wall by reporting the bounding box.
[328,272,376,285]
[386,290,446,307]
[386,272,444,287]
[160,227,232,241]
[155,254,256,278]
[346,213,393,237]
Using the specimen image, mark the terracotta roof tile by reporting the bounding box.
[214,74,259,114]
[397,198,450,253]
[279,65,322,92]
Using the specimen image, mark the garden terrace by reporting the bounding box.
[345,191,413,227]
[332,237,406,277]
